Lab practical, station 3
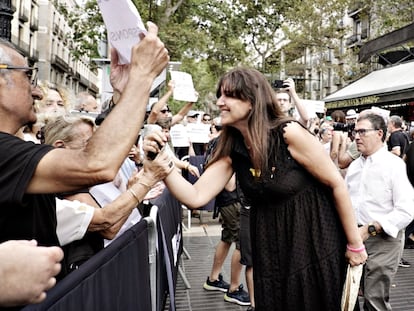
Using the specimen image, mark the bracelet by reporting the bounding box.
[138,181,152,192]
[346,244,366,253]
[128,188,140,203]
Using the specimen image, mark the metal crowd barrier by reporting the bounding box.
[22,189,183,311]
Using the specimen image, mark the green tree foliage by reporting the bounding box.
[61,0,414,106]
[58,0,105,62]
[237,0,288,72]
[282,0,351,66]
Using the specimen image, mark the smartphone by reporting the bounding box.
[272,79,286,89]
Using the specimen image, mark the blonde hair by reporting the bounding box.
[43,115,95,146]
[35,81,73,114]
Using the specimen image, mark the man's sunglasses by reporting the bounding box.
[0,64,38,87]
[160,108,171,113]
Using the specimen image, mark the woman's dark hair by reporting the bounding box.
[330,110,346,123]
[208,67,289,174]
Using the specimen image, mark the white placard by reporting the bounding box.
[170,71,198,102]
[170,124,190,147]
[98,0,147,65]
[186,123,211,143]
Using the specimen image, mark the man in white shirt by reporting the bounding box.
[345,113,414,311]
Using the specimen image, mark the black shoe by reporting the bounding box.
[247,307,255,311]
[203,273,230,292]
[224,284,251,306]
[399,258,411,268]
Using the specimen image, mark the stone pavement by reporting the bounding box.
[174,209,414,311]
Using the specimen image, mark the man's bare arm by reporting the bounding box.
[28,22,169,193]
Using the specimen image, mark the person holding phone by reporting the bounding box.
[274,78,309,127]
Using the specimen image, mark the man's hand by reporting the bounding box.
[110,22,169,97]
[0,240,63,307]
[283,78,297,95]
[129,22,169,81]
[109,47,131,96]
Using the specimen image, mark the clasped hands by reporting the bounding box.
[142,131,175,178]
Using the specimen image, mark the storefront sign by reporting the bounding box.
[326,95,380,109]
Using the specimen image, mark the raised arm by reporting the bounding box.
[284,78,309,127]
[143,131,233,208]
[171,101,195,126]
[63,151,173,240]
[171,89,199,126]
[28,22,169,193]
[147,80,175,124]
[338,132,355,169]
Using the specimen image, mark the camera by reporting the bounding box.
[272,79,287,89]
[332,122,355,136]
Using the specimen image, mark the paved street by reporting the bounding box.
[175,210,414,311]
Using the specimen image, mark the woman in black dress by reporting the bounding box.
[146,67,367,310]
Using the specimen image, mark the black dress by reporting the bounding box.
[231,124,347,311]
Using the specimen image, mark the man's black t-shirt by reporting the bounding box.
[0,133,59,246]
[388,130,409,158]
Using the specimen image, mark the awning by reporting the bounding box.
[324,61,414,109]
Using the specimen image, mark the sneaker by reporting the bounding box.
[203,273,230,292]
[224,284,251,306]
[399,258,411,268]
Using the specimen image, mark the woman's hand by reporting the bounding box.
[345,245,368,267]
[142,150,175,182]
[142,131,168,160]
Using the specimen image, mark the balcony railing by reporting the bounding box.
[18,7,29,22]
[52,55,69,71]
[30,48,39,61]
[346,34,362,46]
[30,17,39,31]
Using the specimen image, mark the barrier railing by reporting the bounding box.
[22,189,183,311]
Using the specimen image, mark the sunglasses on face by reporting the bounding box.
[0,64,38,87]
[160,108,171,114]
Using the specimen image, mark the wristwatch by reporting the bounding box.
[368,223,377,237]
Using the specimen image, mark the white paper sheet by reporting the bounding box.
[98,0,147,64]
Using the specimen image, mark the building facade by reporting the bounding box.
[275,1,414,122]
[0,0,99,98]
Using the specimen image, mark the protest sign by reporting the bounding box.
[98,0,147,64]
[170,71,198,102]
[170,124,190,147]
[186,123,211,143]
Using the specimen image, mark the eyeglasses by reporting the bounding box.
[0,64,38,87]
[160,108,170,114]
[352,128,378,137]
[203,118,211,122]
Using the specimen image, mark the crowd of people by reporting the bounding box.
[1,20,414,311]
